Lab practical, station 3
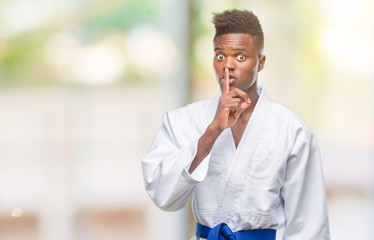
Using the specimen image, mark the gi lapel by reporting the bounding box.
[212,87,273,226]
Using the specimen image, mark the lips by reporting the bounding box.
[220,74,236,85]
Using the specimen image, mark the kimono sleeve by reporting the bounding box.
[281,126,330,240]
[141,112,211,211]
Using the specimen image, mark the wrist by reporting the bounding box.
[207,122,224,137]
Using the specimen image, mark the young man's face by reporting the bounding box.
[213,33,266,95]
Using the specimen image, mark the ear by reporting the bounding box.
[258,55,266,72]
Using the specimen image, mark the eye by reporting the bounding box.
[216,53,224,60]
[237,54,246,61]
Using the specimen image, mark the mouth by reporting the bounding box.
[220,75,236,86]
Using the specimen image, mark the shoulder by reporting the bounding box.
[269,101,313,138]
[270,102,306,125]
[162,95,218,138]
[264,101,318,161]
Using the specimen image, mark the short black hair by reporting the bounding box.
[212,9,264,51]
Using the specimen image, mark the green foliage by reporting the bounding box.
[0,0,158,87]
[85,0,157,31]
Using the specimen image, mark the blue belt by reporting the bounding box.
[195,222,276,240]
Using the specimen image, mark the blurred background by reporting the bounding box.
[0,0,373,239]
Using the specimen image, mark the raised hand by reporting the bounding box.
[212,68,251,132]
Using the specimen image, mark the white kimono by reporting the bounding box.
[142,87,330,239]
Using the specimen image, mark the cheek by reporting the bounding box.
[213,60,219,70]
[244,62,258,74]
[213,62,221,76]
[238,63,255,76]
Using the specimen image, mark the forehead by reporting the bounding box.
[213,33,258,52]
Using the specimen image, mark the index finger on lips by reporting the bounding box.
[222,68,230,95]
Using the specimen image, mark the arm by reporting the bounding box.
[142,112,203,211]
[188,123,222,174]
[281,127,330,239]
[142,68,250,211]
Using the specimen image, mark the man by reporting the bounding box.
[142,9,330,240]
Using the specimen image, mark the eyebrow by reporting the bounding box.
[235,48,249,53]
[214,47,249,53]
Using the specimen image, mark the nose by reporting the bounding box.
[223,57,235,71]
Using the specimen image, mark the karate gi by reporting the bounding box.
[142,87,330,239]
